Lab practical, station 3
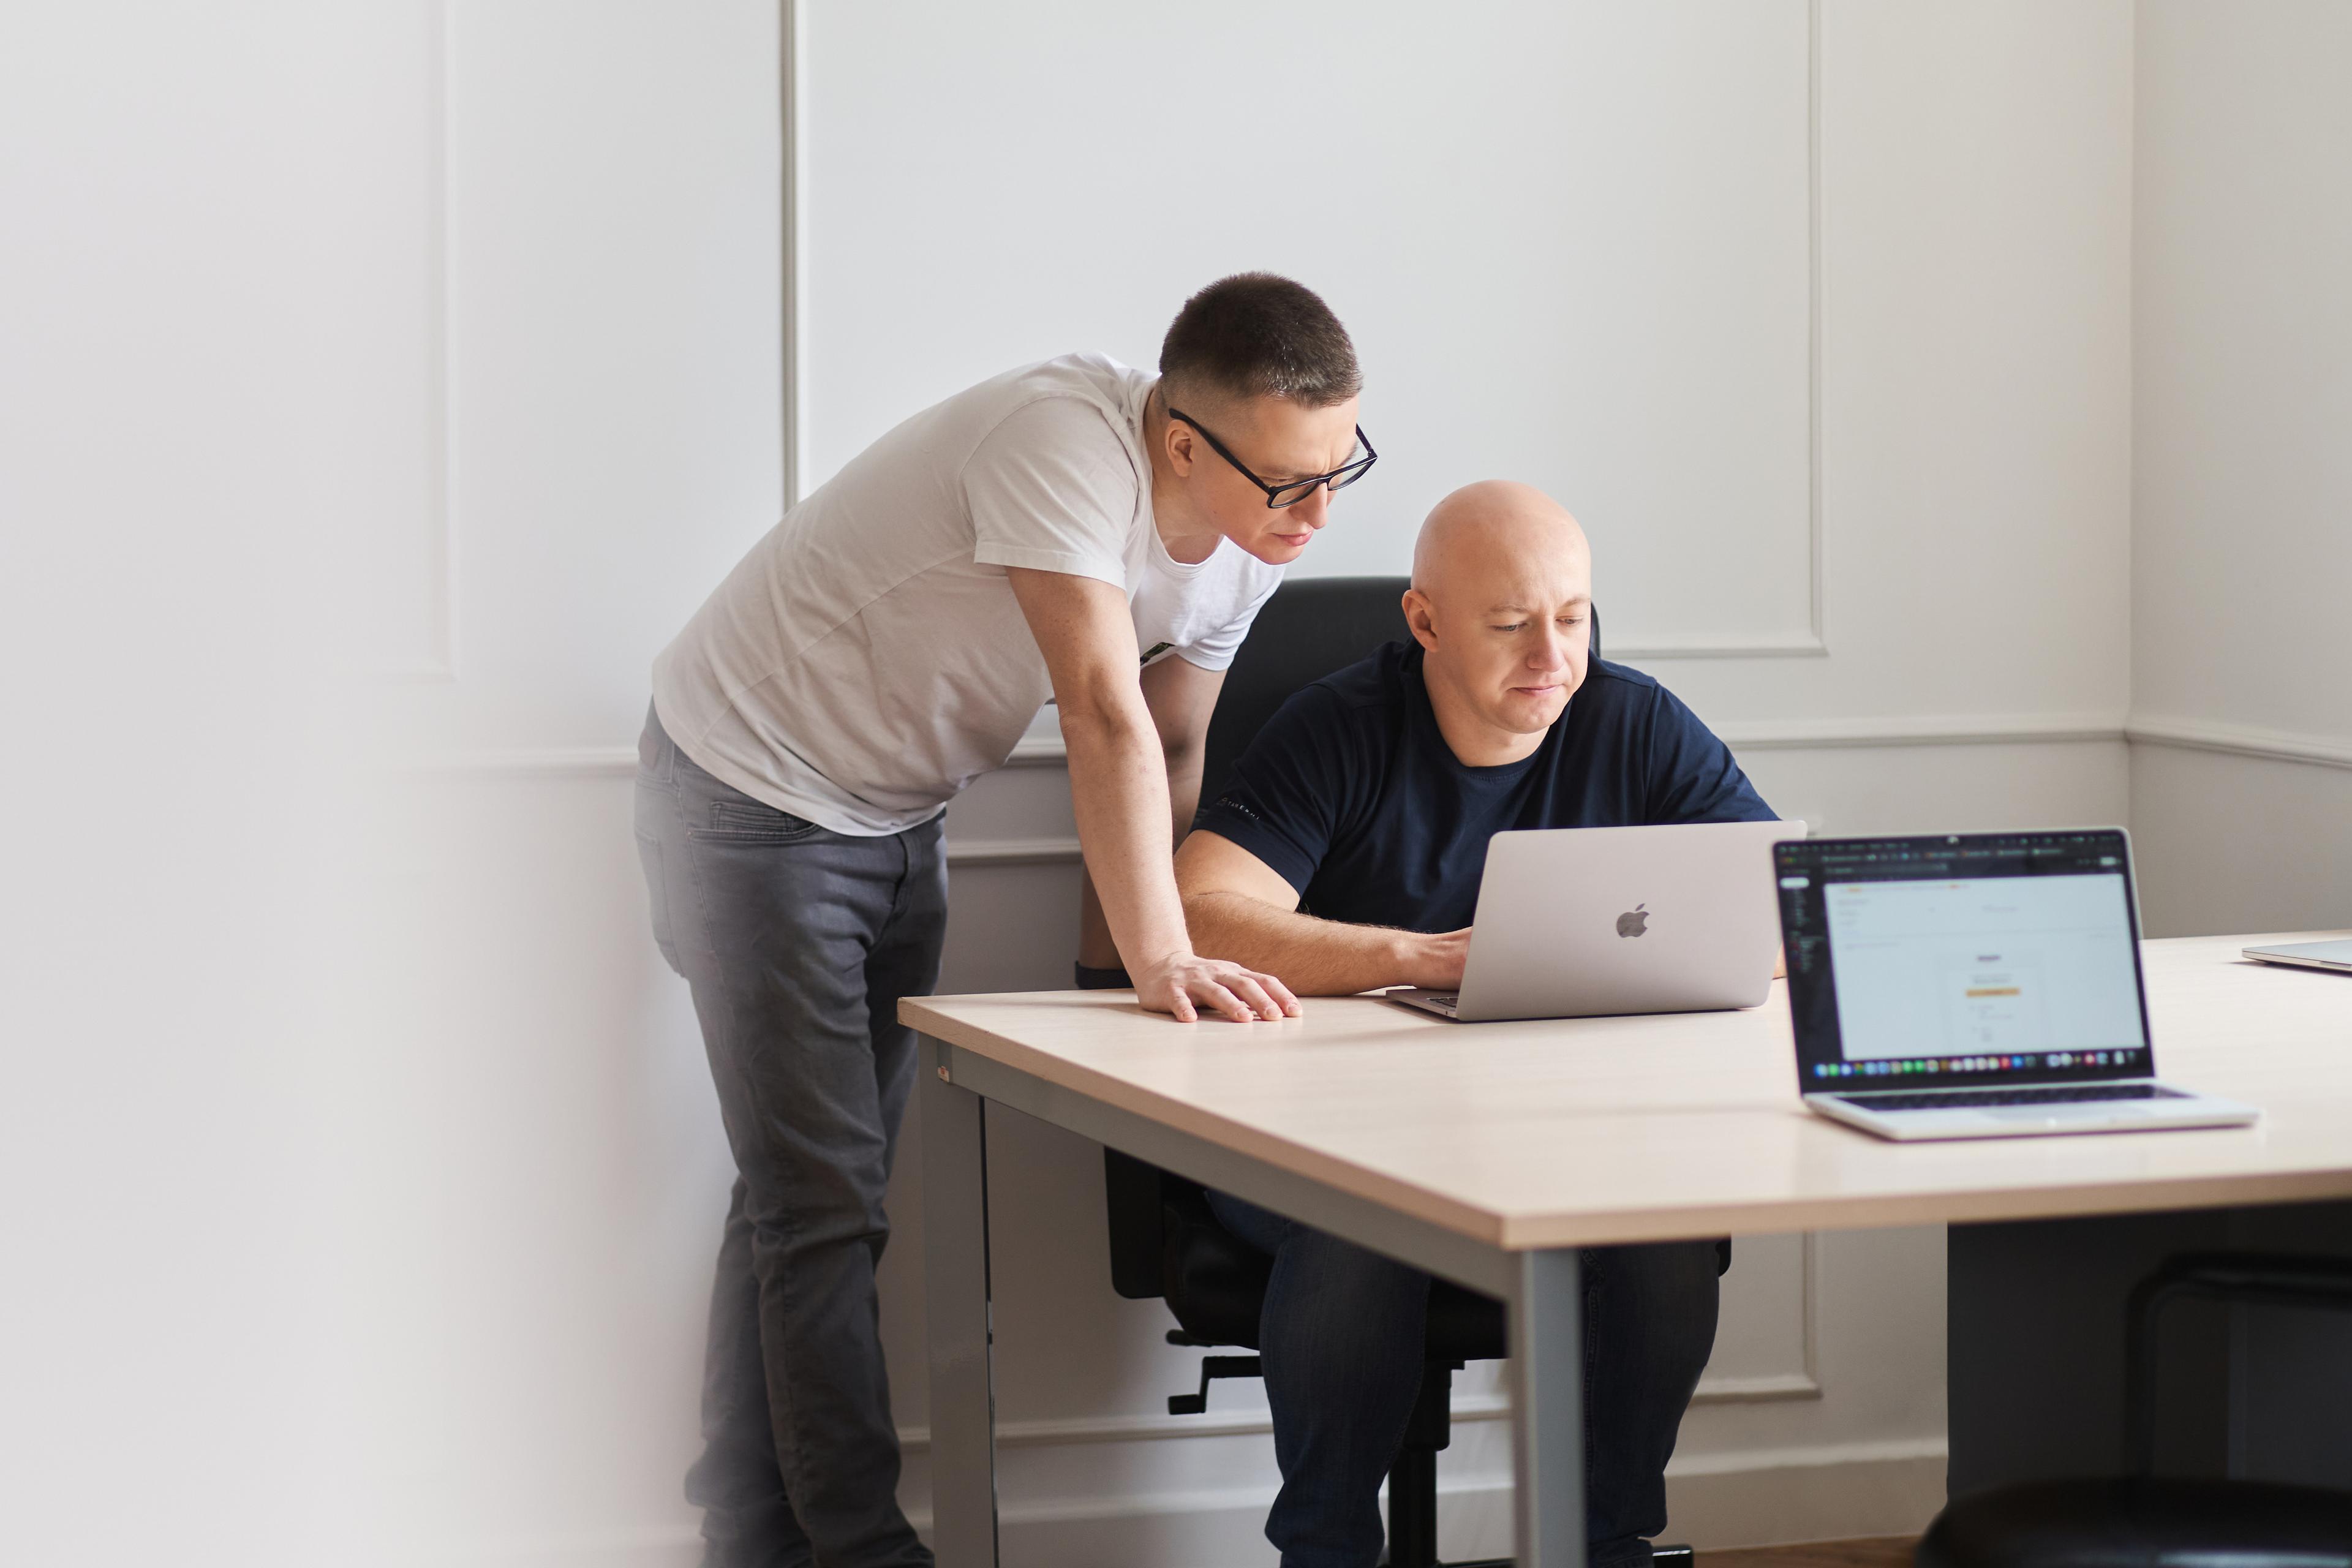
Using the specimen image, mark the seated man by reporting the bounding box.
[1174,480,1779,1568]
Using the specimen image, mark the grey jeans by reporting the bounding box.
[635,706,946,1568]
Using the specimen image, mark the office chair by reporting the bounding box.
[1917,1252,2352,1568]
[1089,578,1678,1568]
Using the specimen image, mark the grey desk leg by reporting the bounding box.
[1510,1247,1586,1568]
[921,1037,998,1568]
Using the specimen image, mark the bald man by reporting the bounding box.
[1174,481,1778,1568]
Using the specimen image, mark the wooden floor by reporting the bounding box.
[1702,1538,1916,1568]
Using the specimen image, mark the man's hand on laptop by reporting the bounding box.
[1396,927,1473,992]
[1134,951,1302,1024]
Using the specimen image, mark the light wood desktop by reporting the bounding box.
[907,930,2352,1567]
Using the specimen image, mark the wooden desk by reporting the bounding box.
[907,931,2352,1567]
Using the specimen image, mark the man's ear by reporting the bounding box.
[1401,587,1441,654]
[1162,412,1200,479]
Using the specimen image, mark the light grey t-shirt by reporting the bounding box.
[652,353,1284,835]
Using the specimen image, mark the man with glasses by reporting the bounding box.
[636,273,1370,1568]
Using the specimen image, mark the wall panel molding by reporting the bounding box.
[401,712,2132,780]
[1717,710,2127,751]
[430,1436,1946,1567]
[2124,714,2352,772]
[895,1357,1822,1458]
[1612,0,1826,663]
[946,837,1082,868]
[787,0,1828,663]
[780,0,805,507]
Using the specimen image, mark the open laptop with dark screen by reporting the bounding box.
[1774,829,2258,1141]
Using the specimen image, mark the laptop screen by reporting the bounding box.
[1774,829,2155,1091]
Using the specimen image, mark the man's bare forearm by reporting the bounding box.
[1182,890,1416,996]
[1061,706,1191,974]
[1077,746,1202,970]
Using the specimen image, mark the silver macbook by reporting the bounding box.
[1388,820,1803,1022]
[1776,829,2258,1142]
[2244,940,2352,975]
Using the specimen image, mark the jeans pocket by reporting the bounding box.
[635,832,684,975]
[696,798,826,843]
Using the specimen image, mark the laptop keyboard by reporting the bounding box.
[1841,1083,2190,1112]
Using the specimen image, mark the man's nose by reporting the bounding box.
[1530,624,1570,671]
[1289,484,1334,530]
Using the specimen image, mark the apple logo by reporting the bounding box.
[1616,903,1650,938]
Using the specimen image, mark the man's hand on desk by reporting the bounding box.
[1132,951,1302,1024]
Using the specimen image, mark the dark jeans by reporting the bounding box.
[1208,1191,1722,1568]
[635,706,946,1568]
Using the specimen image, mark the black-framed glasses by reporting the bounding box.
[1167,407,1378,509]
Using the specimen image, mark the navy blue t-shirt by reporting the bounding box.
[1193,642,1776,933]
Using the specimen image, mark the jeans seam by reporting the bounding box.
[675,825,813,1509]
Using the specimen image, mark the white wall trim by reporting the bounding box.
[399,745,641,777]
[919,1433,1950,1547]
[412,1436,1950,1564]
[895,1364,1822,1458]
[947,836,1082,867]
[1617,0,1827,663]
[397,711,2134,780]
[1610,630,1831,662]
[445,1436,1948,1566]
[1715,710,2129,750]
[396,734,1069,778]
[1004,736,1071,768]
[780,0,806,507]
[2124,714,2352,772]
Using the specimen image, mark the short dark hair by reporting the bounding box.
[1158,273,1360,411]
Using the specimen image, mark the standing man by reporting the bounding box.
[635,274,1370,1567]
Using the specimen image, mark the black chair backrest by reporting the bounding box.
[1103,575,1603,1300]
[1196,576,1414,815]
[1197,577,1604,813]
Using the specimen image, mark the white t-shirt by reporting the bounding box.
[652,354,1284,835]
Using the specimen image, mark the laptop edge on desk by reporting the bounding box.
[2244,939,2352,974]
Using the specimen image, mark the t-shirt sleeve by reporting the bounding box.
[1174,568,1283,673]
[963,396,1140,588]
[1642,686,1778,824]
[1190,684,1359,895]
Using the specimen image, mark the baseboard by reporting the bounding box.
[1660,1438,1948,1548]
[1389,1438,1948,1558]
[411,1438,1946,1568]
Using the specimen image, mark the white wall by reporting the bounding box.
[342,3,785,1558]
[2127,1,2352,938]
[827,2,2137,1558]
[1,5,426,1562]
[803,1,1816,654]
[4,3,782,1564]
[16,2,2264,1565]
